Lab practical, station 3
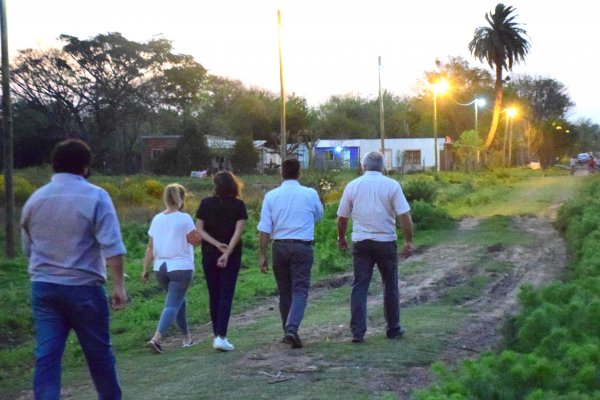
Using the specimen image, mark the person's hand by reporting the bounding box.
[337,237,348,251]
[400,242,415,258]
[216,242,229,253]
[217,253,229,268]
[111,287,128,310]
[141,270,150,283]
[259,254,269,274]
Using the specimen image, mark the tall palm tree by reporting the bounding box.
[469,3,530,151]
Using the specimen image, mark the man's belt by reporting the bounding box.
[273,239,314,246]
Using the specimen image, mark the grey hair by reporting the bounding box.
[361,151,384,172]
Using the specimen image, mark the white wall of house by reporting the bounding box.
[315,138,446,170]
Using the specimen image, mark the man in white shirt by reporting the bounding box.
[258,159,324,348]
[337,151,414,343]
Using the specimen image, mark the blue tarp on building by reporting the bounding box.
[314,146,360,169]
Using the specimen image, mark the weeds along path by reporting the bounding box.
[28,214,566,400]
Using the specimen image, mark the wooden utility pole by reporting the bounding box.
[378,56,385,158]
[1,0,15,258]
[277,10,286,162]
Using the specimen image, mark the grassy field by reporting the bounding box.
[0,166,584,399]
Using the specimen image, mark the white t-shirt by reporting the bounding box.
[148,211,196,271]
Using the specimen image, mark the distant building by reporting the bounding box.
[313,138,448,171]
[140,135,181,172]
[140,134,275,173]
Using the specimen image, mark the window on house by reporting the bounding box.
[323,150,334,161]
[151,149,164,160]
[404,150,421,165]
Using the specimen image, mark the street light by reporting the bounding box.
[432,78,449,172]
[458,97,486,132]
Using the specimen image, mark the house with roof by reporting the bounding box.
[140,134,274,173]
[313,137,449,171]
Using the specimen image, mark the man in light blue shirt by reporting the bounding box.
[21,139,127,400]
[258,159,323,348]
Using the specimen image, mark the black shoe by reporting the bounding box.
[147,340,163,354]
[351,337,365,343]
[284,331,303,349]
[387,327,406,340]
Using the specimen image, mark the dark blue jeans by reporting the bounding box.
[272,241,313,334]
[31,281,121,400]
[202,252,241,337]
[155,264,194,336]
[350,240,402,339]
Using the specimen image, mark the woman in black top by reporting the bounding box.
[195,171,248,351]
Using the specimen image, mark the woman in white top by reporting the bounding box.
[142,183,200,353]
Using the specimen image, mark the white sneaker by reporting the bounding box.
[213,337,235,351]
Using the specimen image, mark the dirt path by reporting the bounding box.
[162,214,567,398]
[14,214,566,400]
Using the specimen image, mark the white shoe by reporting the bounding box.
[213,337,235,351]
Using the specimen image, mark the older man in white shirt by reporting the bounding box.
[337,151,414,343]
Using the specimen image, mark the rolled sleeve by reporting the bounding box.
[312,191,324,222]
[392,185,411,215]
[20,208,32,257]
[337,187,353,218]
[94,192,126,258]
[257,195,272,234]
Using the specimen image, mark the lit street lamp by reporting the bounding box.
[458,97,486,132]
[432,79,449,172]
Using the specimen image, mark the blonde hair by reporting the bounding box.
[163,183,187,210]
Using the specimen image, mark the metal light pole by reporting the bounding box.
[432,79,448,172]
[507,107,517,167]
[378,56,385,158]
[277,9,286,162]
[458,97,486,132]
[1,0,15,258]
[433,89,438,171]
[474,98,485,132]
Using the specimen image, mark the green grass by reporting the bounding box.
[0,167,585,398]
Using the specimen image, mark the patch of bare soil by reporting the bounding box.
[235,215,567,398]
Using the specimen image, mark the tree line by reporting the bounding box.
[2,5,600,174]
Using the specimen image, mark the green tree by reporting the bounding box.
[508,76,574,161]
[453,129,483,171]
[230,134,258,174]
[414,57,494,139]
[313,94,376,139]
[11,33,207,173]
[176,119,211,174]
[469,3,530,151]
[12,102,59,168]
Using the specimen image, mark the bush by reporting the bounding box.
[401,176,438,203]
[142,179,164,200]
[119,183,148,205]
[410,200,454,230]
[97,182,121,200]
[0,175,37,204]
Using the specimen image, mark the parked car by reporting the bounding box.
[577,153,590,164]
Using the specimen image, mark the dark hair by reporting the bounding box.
[281,159,300,180]
[52,139,92,175]
[214,171,242,198]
